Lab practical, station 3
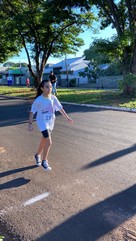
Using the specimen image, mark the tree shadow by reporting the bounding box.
[0,96,106,127]
[0,177,30,190]
[0,98,31,127]
[35,184,136,241]
[59,103,107,114]
[0,165,37,178]
[81,144,136,170]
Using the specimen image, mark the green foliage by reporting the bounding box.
[119,73,136,94]
[79,62,100,83]
[84,41,111,64]
[0,0,95,84]
[3,62,27,67]
[84,38,123,76]
[69,78,77,87]
[0,8,22,62]
[0,236,4,241]
[85,0,136,75]
[100,61,122,76]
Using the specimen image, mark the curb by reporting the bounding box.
[61,102,136,113]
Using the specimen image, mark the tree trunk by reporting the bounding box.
[131,40,136,74]
[121,46,132,75]
[121,42,136,76]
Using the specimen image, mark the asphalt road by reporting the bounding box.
[0,96,136,241]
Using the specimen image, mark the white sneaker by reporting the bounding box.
[34,154,41,166]
[41,160,51,170]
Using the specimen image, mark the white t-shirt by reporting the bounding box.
[31,94,62,131]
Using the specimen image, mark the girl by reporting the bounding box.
[28,80,73,170]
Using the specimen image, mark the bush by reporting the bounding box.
[119,73,136,94]
[100,62,122,76]
[0,236,4,241]
[69,78,77,87]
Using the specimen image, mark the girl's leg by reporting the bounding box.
[52,83,55,94]
[42,136,52,161]
[37,137,46,155]
[54,82,57,94]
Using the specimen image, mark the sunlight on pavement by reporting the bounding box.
[0,147,6,153]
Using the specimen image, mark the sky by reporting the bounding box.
[7,25,116,65]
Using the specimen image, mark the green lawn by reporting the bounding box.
[0,86,136,109]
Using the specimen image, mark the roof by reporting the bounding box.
[53,57,83,68]
[60,62,88,72]
[59,57,88,72]
[0,67,8,73]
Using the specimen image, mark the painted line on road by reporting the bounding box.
[0,146,6,153]
[0,192,50,216]
[23,192,50,206]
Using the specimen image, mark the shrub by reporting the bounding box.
[69,78,77,87]
[119,73,136,94]
[0,236,4,241]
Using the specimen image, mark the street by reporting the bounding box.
[0,96,136,241]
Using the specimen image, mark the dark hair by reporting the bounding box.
[35,80,51,99]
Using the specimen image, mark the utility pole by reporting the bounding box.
[65,54,69,87]
[19,61,21,85]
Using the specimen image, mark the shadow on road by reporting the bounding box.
[0,165,37,178]
[0,177,30,190]
[0,97,105,127]
[60,103,107,114]
[81,144,136,170]
[0,97,31,127]
[35,184,136,241]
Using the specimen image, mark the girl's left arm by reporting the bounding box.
[59,108,73,124]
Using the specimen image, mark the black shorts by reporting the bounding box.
[41,129,51,138]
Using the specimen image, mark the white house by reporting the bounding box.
[43,57,89,86]
[0,66,29,85]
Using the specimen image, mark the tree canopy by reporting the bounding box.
[0,11,21,62]
[1,0,135,85]
[88,0,136,75]
[0,0,95,84]
[84,40,111,64]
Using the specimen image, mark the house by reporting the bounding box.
[0,57,121,88]
[0,66,29,86]
[0,67,8,85]
[43,57,89,86]
[0,57,89,86]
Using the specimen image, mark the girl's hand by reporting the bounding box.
[28,123,33,131]
[67,117,74,124]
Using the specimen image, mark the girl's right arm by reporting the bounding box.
[28,111,34,131]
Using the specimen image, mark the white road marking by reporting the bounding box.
[0,192,50,215]
[23,192,50,206]
[0,146,6,153]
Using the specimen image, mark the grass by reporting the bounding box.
[0,86,136,109]
[0,86,36,98]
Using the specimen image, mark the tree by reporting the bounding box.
[90,0,136,76]
[0,0,94,85]
[79,61,101,83]
[84,41,111,64]
[84,38,123,75]
[0,12,21,62]
[3,62,27,67]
